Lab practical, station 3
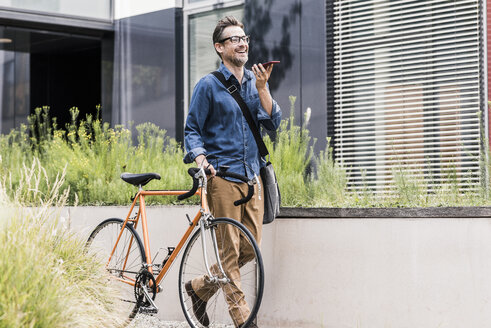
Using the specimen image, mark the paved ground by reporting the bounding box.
[128,315,235,328]
[128,315,188,328]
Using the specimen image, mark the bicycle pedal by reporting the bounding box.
[139,306,158,314]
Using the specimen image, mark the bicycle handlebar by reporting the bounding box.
[177,168,254,206]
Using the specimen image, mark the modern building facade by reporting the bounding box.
[0,0,487,191]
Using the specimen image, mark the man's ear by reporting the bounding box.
[214,42,223,56]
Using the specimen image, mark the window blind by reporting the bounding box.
[332,0,484,192]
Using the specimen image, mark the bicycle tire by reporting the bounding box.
[85,218,146,319]
[178,217,264,328]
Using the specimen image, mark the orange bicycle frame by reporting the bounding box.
[107,185,210,287]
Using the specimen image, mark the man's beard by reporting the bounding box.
[230,54,248,67]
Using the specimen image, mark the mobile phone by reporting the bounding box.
[261,61,280,68]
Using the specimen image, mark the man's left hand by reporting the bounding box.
[252,63,274,90]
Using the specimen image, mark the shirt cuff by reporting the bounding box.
[183,147,206,164]
[258,99,281,130]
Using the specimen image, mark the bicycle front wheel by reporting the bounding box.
[85,218,145,319]
[179,217,264,328]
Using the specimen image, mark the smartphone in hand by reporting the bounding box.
[261,61,280,68]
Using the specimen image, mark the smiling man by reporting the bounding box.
[183,16,282,328]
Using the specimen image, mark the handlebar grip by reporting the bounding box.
[177,173,199,200]
[177,168,213,201]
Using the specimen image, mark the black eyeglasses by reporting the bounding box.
[218,35,250,44]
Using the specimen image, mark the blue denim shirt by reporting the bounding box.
[184,63,282,180]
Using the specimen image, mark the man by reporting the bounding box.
[183,16,282,328]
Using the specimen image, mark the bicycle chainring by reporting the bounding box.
[134,268,157,307]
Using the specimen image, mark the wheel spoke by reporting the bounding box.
[86,219,145,320]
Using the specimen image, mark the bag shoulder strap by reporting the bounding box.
[211,71,269,157]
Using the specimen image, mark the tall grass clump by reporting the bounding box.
[386,163,428,207]
[0,160,127,327]
[1,107,191,205]
[310,139,348,206]
[388,162,484,207]
[264,96,315,206]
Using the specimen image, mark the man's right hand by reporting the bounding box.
[195,154,216,176]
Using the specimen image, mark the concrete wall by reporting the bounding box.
[66,206,491,328]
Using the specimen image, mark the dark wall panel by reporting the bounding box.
[244,0,327,152]
[113,8,179,140]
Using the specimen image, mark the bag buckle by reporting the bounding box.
[227,85,238,94]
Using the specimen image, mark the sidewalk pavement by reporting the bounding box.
[128,315,188,328]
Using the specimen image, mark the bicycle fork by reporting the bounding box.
[200,218,230,284]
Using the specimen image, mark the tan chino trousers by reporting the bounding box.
[191,176,263,327]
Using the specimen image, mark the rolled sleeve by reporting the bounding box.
[183,146,206,164]
[258,98,282,131]
[184,78,210,164]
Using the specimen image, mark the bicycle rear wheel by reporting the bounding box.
[85,218,145,319]
[179,217,264,328]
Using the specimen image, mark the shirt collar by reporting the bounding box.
[218,62,253,83]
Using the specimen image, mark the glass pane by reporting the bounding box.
[0,27,30,134]
[188,6,243,97]
[0,0,111,20]
[0,50,15,134]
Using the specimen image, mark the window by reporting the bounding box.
[333,0,482,192]
[184,1,244,116]
[188,6,243,94]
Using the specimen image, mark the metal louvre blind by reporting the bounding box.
[333,0,483,192]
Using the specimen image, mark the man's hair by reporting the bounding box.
[212,16,244,58]
[213,16,244,44]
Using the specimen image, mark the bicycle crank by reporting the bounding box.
[134,269,159,314]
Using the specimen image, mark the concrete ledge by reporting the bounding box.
[278,206,491,218]
[66,206,491,328]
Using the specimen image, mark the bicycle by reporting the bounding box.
[85,164,264,328]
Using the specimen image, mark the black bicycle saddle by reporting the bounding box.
[120,172,161,186]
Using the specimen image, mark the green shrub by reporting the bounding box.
[264,96,314,206]
[1,102,491,208]
[310,139,347,207]
[1,108,192,206]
